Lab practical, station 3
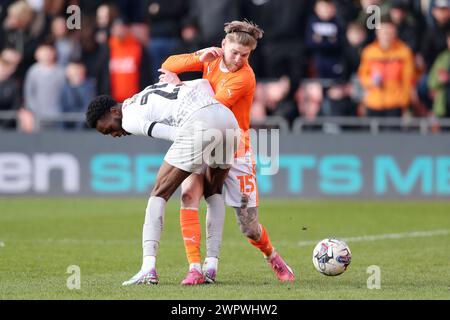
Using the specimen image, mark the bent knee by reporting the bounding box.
[181,190,202,207]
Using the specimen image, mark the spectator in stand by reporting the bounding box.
[242,0,311,87]
[0,1,47,81]
[188,0,242,47]
[412,0,434,28]
[251,76,295,125]
[95,3,119,45]
[358,16,415,118]
[329,1,364,124]
[79,16,109,91]
[114,0,147,25]
[145,0,187,82]
[23,42,65,130]
[1,47,23,81]
[44,0,67,18]
[428,30,450,118]
[343,22,368,79]
[295,81,324,122]
[323,81,358,118]
[97,18,151,103]
[339,22,368,119]
[416,0,450,113]
[421,0,450,69]
[0,57,21,129]
[171,20,203,82]
[305,0,346,80]
[175,19,202,56]
[60,61,95,129]
[50,16,82,67]
[0,1,15,23]
[389,0,420,53]
[356,0,389,43]
[76,0,105,18]
[334,0,361,26]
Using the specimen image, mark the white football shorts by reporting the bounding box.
[192,150,259,208]
[165,103,240,174]
[223,151,259,208]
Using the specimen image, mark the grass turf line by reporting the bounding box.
[0,198,449,300]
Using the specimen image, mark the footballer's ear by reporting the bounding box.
[221,39,226,49]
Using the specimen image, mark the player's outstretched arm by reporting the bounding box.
[161,53,204,74]
[161,47,223,75]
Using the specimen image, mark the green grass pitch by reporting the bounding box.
[0,198,449,300]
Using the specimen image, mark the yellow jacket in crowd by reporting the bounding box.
[358,39,415,111]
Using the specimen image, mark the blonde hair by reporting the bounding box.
[224,20,264,50]
[7,1,34,26]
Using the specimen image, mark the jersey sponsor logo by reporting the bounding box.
[183,236,197,243]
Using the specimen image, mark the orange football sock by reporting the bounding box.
[248,224,274,257]
[180,208,201,264]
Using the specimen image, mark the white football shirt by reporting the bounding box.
[121,80,217,136]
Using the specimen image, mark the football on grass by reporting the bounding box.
[312,238,351,276]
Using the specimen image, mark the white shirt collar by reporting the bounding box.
[219,59,230,73]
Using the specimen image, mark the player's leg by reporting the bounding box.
[225,157,295,282]
[233,205,294,282]
[180,102,238,284]
[200,105,239,284]
[122,161,191,286]
[180,173,205,285]
[202,165,230,283]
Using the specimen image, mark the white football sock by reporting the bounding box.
[142,196,166,258]
[203,257,219,271]
[205,194,225,258]
[141,256,156,271]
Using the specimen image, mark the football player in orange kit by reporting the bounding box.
[160,20,295,285]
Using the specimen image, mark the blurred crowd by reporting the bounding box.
[1,0,450,132]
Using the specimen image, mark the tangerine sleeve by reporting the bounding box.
[161,53,204,74]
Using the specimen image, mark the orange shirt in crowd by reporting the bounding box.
[109,34,142,103]
[358,39,415,111]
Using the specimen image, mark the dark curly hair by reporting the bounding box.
[85,95,118,128]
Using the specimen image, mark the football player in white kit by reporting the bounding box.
[159,20,295,285]
[85,79,239,285]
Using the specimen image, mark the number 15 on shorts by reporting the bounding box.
[237,175,255,193]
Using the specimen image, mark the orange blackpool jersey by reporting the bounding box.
[162,53,256,132]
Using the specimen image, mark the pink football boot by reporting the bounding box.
[181,269,205,286]
[267,252,295,282]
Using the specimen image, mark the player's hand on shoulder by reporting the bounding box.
[197,47,224,63]
[158,68,182,85]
